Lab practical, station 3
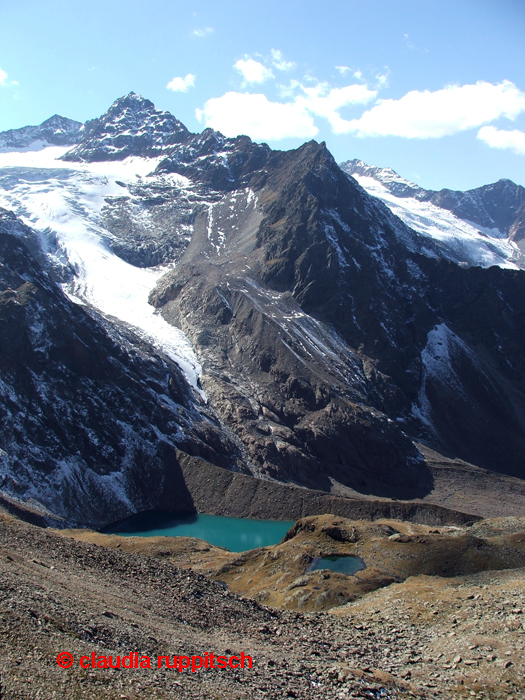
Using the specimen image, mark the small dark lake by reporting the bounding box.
[306,555,365,575]
[104,512,295,553]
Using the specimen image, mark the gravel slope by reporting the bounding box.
[2,511,525,698]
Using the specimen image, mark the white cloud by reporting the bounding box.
[167,73,196,92]
[271,49,295,72]
[195,66,525,147]
[196,91,318,140]
[375,70,390,89]
[404,33,416,50]
[195,79,377,141]
[192,27,214,37]
[234,58,273,84]
[195,60,386,143]
[295,82,377,133]
[336,67,384,85]
[0,67,8,86]
[478,126,525,156]
[341,80,525,138]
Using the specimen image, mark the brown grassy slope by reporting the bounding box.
[64,514,525,614]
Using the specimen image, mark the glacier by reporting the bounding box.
[0,146,204,394]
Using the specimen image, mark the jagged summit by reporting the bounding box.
[60,92,277,190]
[155,126,272,191]
[101,92,177,127]
[62,92,189,162]
[0,114,82,150]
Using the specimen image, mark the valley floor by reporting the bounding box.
[326,444,525,520]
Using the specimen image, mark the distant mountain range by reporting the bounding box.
[341,159,525,269]
[1,94,524,527]
[342,158,525,239]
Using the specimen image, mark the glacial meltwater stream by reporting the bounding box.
[104,513,295,552]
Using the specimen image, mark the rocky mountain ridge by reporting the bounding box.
[149,135,525,486]
[0,114,82,150]
[62,92,189,162]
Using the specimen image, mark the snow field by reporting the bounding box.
[353,174,522,270]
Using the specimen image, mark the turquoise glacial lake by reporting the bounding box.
[104,513,295,553]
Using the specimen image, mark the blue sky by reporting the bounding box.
[1,0,524,190]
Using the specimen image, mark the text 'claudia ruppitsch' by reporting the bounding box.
[56,650,253,672]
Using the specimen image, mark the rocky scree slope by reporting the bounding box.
[0,208,246,527]
[147,129,525,490]
[3,509,525,700]
[1,510,434,700]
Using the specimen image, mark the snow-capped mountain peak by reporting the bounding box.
[341,158,425,199]
[62,92,189,162]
